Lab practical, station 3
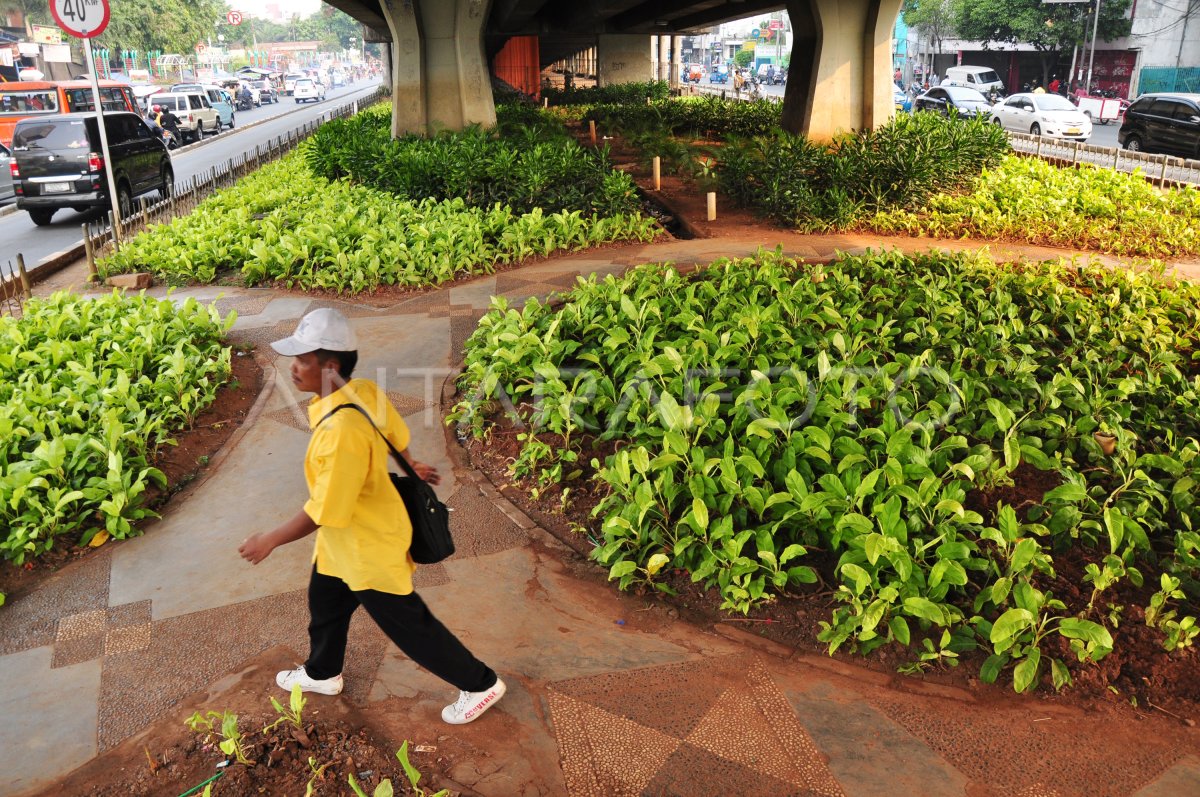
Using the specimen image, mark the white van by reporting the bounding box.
[942,66,1004,95]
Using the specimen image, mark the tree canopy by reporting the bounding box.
[955,0,1133,53]
[902,0,960,53]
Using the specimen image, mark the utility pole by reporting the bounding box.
[1085,0,1102,94]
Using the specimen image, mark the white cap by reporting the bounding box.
[270,308,357,356]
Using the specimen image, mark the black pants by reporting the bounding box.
[304,567,496,693]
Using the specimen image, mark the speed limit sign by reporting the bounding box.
[50,0,110,38]
[227,10,243,25]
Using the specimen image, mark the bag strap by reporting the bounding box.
[317,402,420,481]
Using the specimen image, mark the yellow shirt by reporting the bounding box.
[304,379,415,595]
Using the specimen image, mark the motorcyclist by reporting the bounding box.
[154,104,182,141]
[239,84,253,109]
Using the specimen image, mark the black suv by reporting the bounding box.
[10,111,173,226]
[1118,93,1200,158]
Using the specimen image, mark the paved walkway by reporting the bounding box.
[3,235,1200,797]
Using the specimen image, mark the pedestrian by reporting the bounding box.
[1049,76,1060,94]
[930,73,941,87]
[238,308,506,725]
[894,67,902,83]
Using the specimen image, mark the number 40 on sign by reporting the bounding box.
[50,0,111,39]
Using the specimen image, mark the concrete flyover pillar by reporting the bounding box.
[670,35,682,89]
[783,0,904,141]
[379,0,494,137]
[597,35,653,86]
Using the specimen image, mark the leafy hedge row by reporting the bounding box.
[871,155,1200,257]
[717,111,1010,229]
[542,80,671,106]
[305,106,641,217]
[101,151,658,293]
[0,292,232,569]
[585,96,782,139]
[453,248,1200,692]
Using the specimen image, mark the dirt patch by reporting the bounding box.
[0,346,264,603]
[37,646,458,797]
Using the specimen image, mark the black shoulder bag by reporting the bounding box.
[318,403,455,564]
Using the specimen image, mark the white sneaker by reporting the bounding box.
[275,665,343,696]
[442,677,506,724]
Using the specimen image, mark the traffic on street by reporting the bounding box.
[0,79,383,275]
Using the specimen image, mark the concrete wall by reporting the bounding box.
[597,35,653,86]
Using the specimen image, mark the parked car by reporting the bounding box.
[10,111,172,226]
[913,86,991,118]
[0,142,13,200]
[894,84,913,113]
[283,72,305,96]
[990,92,1092,141]
[1118,93,1200,157]
[293,78,326,103]
[250,79,278,104]
[151,92,220,143]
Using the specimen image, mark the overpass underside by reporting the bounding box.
[330,0,903,142]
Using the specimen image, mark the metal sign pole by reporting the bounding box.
[84,36,123,240]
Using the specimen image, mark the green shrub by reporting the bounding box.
[871,155,1200,257]
[543,80,670,106]
[306,106,641,217]
[586,96,782,139]
[0,292,232,564]
[717,112,1009,229]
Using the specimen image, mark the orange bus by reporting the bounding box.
[0,79,139,146]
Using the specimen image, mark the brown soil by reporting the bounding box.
[0,346,263,603]
[40,647,459,797]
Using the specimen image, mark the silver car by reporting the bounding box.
[0,143,14,201]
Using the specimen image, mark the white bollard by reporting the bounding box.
[707,192,716,221]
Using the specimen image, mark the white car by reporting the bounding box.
[293,78,326,103]
[283,72,305,96]
[990,92,1092,141]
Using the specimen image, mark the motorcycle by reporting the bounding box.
[160,128,179,150]
[235,94,254,112]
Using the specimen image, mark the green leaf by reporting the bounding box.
[1013,649,1041,693]
[903,597,946,625]
[980,653,1006,684]
[608,561,637,580]
[990,608,1034,646]
[888,615,911,645]
[1044,482,1088,503]
[986,398,1016,432]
